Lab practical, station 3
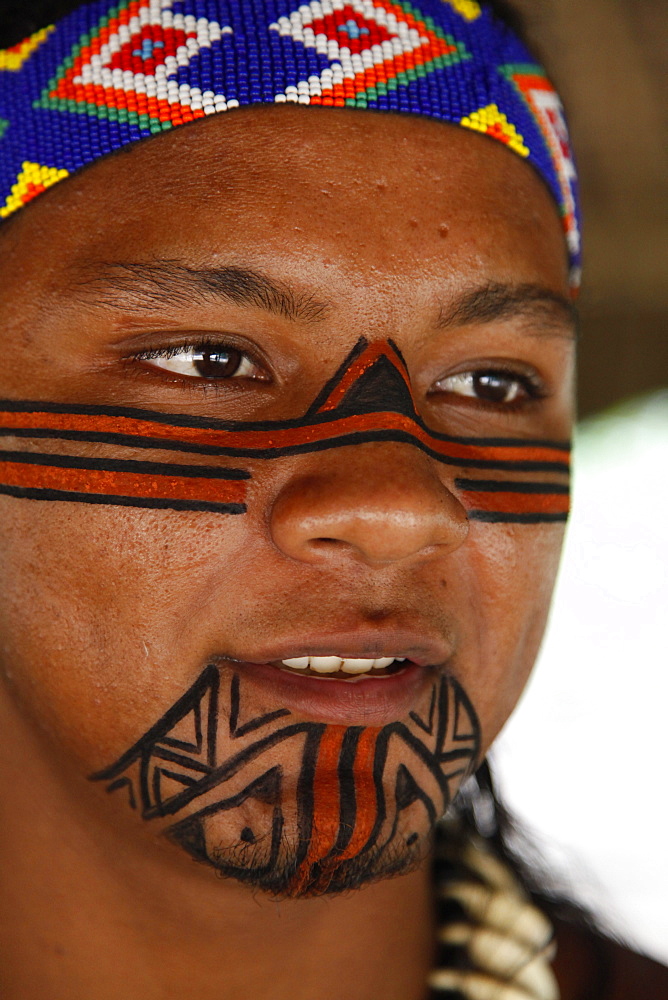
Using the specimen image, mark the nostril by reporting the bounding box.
[270,460,468,565]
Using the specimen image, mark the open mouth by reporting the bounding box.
[274,655,409,680]
[225,652,434,725]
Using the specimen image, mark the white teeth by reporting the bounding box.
[340,658,377,674]
[280,655,404,675]
[308,655,343,674]
[281,657,309,669]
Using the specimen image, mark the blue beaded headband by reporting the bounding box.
[0,0,581,284]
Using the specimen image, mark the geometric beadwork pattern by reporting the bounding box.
[0,160,69,218]
[459,102,529,158]
[0,0,581,282]
[0,27,54,71]
[500,63,581,282]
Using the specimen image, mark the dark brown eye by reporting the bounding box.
[138,344,260,380]
[472,372,521,404]
[193,349,244,378]
[434,370,526,405]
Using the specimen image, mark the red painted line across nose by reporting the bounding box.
[0,408,571,469]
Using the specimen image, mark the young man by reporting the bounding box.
[0,1,666,997]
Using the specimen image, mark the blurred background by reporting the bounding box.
[512,0,667,417]
[492,0,668,965]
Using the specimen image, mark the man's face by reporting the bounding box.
[0,106,574,896]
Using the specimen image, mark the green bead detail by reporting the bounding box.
[396,1,449,42]
[499,62,545,81]
[32,5,131,121]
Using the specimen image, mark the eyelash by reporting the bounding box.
[432,366,547,410]
[131,339,266,383]
[131,339,546,409]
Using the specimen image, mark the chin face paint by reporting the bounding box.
[90,665,481,897]
[0,338,570,522]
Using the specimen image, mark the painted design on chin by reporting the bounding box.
[0,338,570,522]
[89,667,480,896]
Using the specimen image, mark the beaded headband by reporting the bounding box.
[0,0,581,284]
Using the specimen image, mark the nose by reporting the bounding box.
[269,443,468,566]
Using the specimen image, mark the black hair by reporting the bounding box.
[1,0,525,48]
[453,760,608,932]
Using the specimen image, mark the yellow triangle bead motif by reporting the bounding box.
[0,26,55,72]
[444,0,482,21]
[0,161,70,219]
[460,103,530,158]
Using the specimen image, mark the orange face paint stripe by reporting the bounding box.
[334,727,379,863]
[457,490,570,515]
[314,341,410,414]
[289,725,347,893]
[0,407,571,471]
[0,340,570,520]
[0,454,248,512]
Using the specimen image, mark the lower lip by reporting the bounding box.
[229,660,433,727]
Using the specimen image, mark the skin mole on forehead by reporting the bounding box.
[1,108,572,308]
[0,110,576,546]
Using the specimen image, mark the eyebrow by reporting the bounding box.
[69,260,332,324]
[436,282,578,337]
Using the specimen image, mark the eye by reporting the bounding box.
[433,369,539,406]
[135,342,265,381]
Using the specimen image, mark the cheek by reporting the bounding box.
[0,499,253,765]
[456,522,565,749]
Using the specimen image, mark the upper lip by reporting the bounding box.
[219,628,452,669]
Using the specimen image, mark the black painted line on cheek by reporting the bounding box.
[0,485,248,514]
[0,340,569,519]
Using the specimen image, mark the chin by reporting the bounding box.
[91,666,481,897]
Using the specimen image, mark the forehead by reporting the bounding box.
[0,104,569,305]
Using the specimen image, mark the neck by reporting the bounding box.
[0,687,434,1000]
